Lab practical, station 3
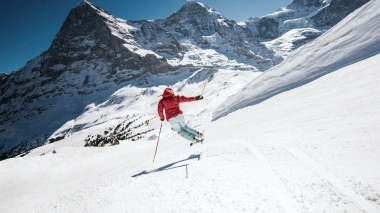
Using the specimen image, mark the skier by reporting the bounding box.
[157,88,204,144]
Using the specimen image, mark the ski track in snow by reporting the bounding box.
[247,144,301,213]
[286,147,378,213]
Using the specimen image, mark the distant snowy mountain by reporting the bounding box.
[0,0,371,160]
[241,0,370,58]
[153,1,280,70]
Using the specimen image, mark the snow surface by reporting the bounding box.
[1,1,380,213]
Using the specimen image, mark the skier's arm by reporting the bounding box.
[178,95,197,103]
[157,100,165,121]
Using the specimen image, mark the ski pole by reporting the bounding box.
[200,78,208,96]
[152,121,163,163]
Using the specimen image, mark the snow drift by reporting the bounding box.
[213,0,380,120]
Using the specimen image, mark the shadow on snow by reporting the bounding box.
[132,153,201,177]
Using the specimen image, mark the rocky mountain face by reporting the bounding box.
[0,2,170,160]
[287,0,322,8]
[0,0,370,160]
[312,0,370,27]
[129,20,184,58]
[153,2,277,67]
[47,2,171,79]
[241,0,370,58]
[243,0,370,39]
[0,73,8,86]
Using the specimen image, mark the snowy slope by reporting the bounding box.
[0,48,379,213]
[213,0,380,120]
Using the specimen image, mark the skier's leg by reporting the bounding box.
[176,115,202,138]
[168,115,195,141]
[182,124,202,138]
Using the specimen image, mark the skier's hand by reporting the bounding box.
[196,95,204,100]
[160,118,164,121]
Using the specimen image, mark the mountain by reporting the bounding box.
[0,0,370,160]
[0,0,379,212]
[213,0,379,120]
[0,2,171,160]
[241,0,370,58]
[0,1,277,160]
[152,1,279,69]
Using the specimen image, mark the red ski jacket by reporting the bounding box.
[157,88,197,121]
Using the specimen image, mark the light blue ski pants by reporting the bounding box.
[168,114,201,141]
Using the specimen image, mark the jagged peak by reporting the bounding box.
[74,0,93,9]
[183,1,205,7]
[0,73,9,78]
[72,1,112,17]
[179,1,222,17]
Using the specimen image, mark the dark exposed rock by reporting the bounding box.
[0,73,8,84]
[130,20,184,57]
[257,18,280,40]
[312,0,370,27]
[43,2,170,80]
[292,30,323,48]
[287,0,322,9]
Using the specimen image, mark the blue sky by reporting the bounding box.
[0,0,291,73]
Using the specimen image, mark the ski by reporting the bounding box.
[190,130,205,146]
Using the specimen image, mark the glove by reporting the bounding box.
[195,95,204,100]
[160,118,164,121]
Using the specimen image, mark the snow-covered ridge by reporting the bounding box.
[187,1,222,17]
[213,0,380,120]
